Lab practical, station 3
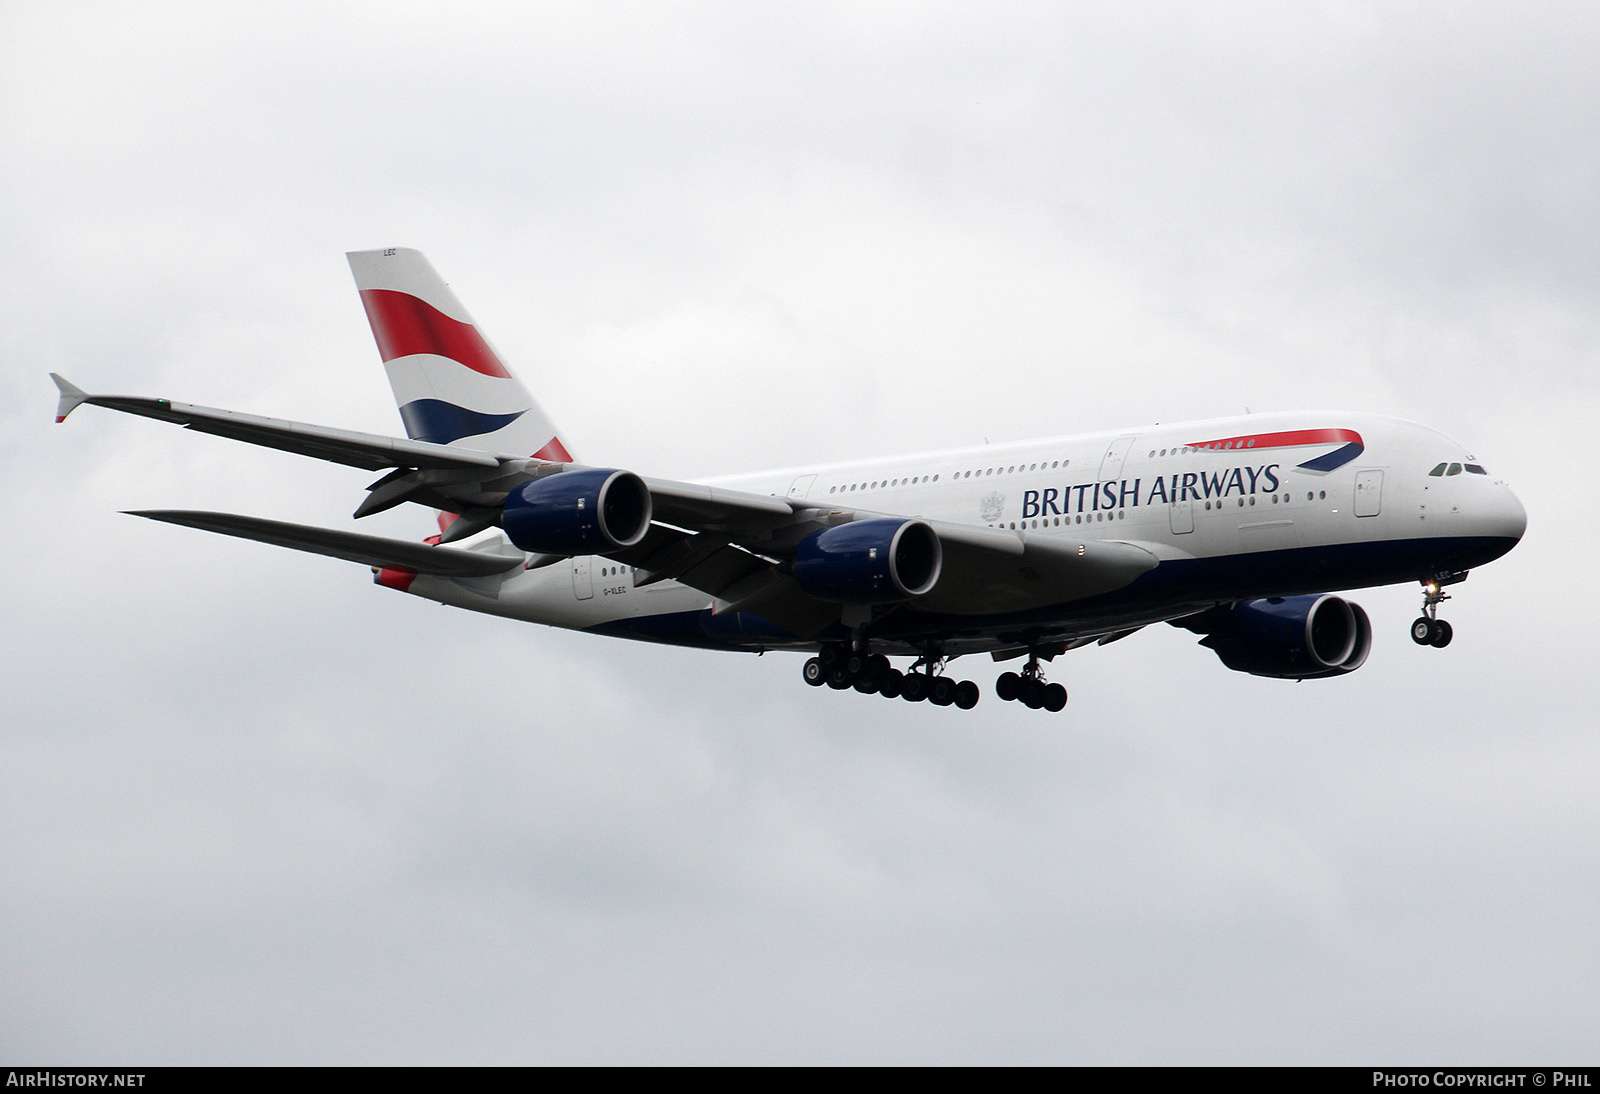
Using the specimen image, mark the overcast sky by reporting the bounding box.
[2,1,1597,1064]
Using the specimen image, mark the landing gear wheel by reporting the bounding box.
[1021,679,1046,709]
[844,652,868,678]
[1411,617,1436,645]
[853,674,879,695]
[878,669,904,699]
[818,645,844,668]
[955,680,980,710]
[803,657,826,686]
[900,673,929,703]
[1430,619,1454,648]
[827,666,854,689]
[996,672,1021,702]
[929,677,957,706]
[1043,683,1067,712]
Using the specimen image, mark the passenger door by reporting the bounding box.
[1170,497,1194,534]
[1354,470,1383,517]
[571,555,594,600]
[1098,436,1137,483]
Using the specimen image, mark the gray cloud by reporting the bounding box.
[2,0,1596,1063]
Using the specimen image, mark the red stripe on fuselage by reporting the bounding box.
[358,289,513,378]
[1184,428,1362,452]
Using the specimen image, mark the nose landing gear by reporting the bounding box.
[1411,572,1467,647]
[995,652,1067,712]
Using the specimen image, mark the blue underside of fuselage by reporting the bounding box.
[583,534,1520,652]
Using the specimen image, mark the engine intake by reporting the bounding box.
[1198,594,1372,680]
[501,468,652,556]
[793,518,942,604]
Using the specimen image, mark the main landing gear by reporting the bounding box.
[802,645,981,709]
[994,651,1068,712]
[1411,572,1467,648]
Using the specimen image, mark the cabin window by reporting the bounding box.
[1319,491,1326,499]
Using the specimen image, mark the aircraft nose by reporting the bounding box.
[1482,484,1528,543]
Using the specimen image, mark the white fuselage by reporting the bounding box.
[400,410,1526,655]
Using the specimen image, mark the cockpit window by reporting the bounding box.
[1465,464,1487,475]
[1446,463,1463,476]
[1428,463,1447,476]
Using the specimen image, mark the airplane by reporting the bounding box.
[50,247,1527,712]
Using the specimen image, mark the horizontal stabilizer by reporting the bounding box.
[52,379,505,472]
[128,510,524,577]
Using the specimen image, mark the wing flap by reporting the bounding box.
[128,510,523,576]
[917,532,1158,614]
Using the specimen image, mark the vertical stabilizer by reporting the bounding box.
[346,248,574,461]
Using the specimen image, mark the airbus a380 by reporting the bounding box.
[52,248,1527,712]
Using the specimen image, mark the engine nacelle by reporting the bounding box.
[1201,594,1372,680]
[793,518,942,604]
[501,468,652,556]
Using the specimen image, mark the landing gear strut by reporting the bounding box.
[801,644,980,709]
[1411,572,1466,648]
[995,652,1067,712]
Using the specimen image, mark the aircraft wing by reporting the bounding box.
[606,500,1158,633]
[641,477,798,531]
[61,374,1156,625]
[128,510,523,576]
[52,374,502,472]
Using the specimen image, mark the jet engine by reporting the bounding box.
[792,518,942,604]
[501,468,652,556]
[1192,594,1372,680]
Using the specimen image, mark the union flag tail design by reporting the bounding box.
[346,248,574,462]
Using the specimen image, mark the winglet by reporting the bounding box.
[50,374,89,423]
